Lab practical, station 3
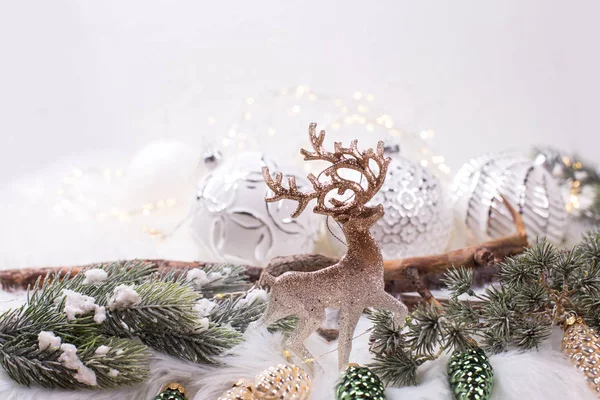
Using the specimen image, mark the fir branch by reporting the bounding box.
[578,231,600,266]
[513,280,550,312]
[78,337,150,388]
[368,350,419,387]
[512,316,552,350]
[209,295,265,332]
[551,250,583,289]
[523,238,559,273]
[405,304,443,357]
[441,320,476,352]
[140,325,242,364]
[479,286,514,339]
[103,281,199,338]
[441,266,474,298]
[497,256,538,288]
[195,264,252,297]
[367,309,405,356]
[445,298,479,327]
[0,339,80,389]
[79,260,157,299]
[481,331,508,355]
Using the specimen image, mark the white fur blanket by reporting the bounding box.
[0,157,593,400]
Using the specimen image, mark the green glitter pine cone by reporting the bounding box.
[447,347,494,400]
[336,365,386,400]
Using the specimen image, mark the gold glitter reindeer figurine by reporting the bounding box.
[253,122,409,370]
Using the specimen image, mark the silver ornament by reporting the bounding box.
[191,152,320,266]
[325,149,453,258]
[370,151,453,258]
[452,153,568,245]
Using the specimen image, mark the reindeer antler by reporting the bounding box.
[262,123,392,219]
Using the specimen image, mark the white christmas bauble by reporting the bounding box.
[372,154,453,258]
[452,153,568,245]
[190,152,320,266]
[325,150,453,258]
[126,140,199,207]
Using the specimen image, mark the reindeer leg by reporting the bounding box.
[337,306,363,370]
[370,291,409,328]
[285,311,323,366]
[247,300,290,332]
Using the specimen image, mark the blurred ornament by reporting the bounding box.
[191,152,320,266]
[533,147,600,232]
[326,146,452,258]
[452,153,568,245]
[447,347,494,400]
[335,365,386,400]
[127,140,199,206]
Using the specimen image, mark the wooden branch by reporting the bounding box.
[384,196,527,280]
[0,260,263,292]
[0,198,528,298]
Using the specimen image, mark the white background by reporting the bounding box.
[1,0,599,183]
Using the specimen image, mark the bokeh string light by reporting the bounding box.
[52,85,450,238]
[226,85,450,178]
[53,166,181,236]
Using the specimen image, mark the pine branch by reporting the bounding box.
[512,316,552,350]
[367,309,405,356]
[405,304,443,357]
[78,337,150,388]
[140,325,242,364]
[368,351,420,387]
[103,281,199,338]
[441,320,476,352]
[441,266,474,298]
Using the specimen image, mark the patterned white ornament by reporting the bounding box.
[191,152,320,266]
[371,152,453,258]
[326,149,453,258]
[452,153,568,245]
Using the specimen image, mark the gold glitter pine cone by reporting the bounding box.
[254,364,312,400]
[217,385,255,400]
[561,316,600,396]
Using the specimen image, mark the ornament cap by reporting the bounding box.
[164,382,186,394]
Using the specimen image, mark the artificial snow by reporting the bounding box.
[187,269,210,289]
[59,290,106,324]
[58,343,97,386]
[94,345,111,356]
[108,369,120,378]
[94,306,107,324]
[196,317,210,332]
[194,298,217,318]
[235,288,268,309]
[83,269,108,285]
[38,331,62,351]
[108,284,141,310]
[187,268,231,289]
[115,349,124,356]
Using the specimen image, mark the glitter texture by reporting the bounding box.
[447,347,494,400]
[335,365,386,400]
[562,317,600,395]
[252,123,409,370]
[217,364,311,400]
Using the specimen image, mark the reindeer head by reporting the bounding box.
[262,123,391,228]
